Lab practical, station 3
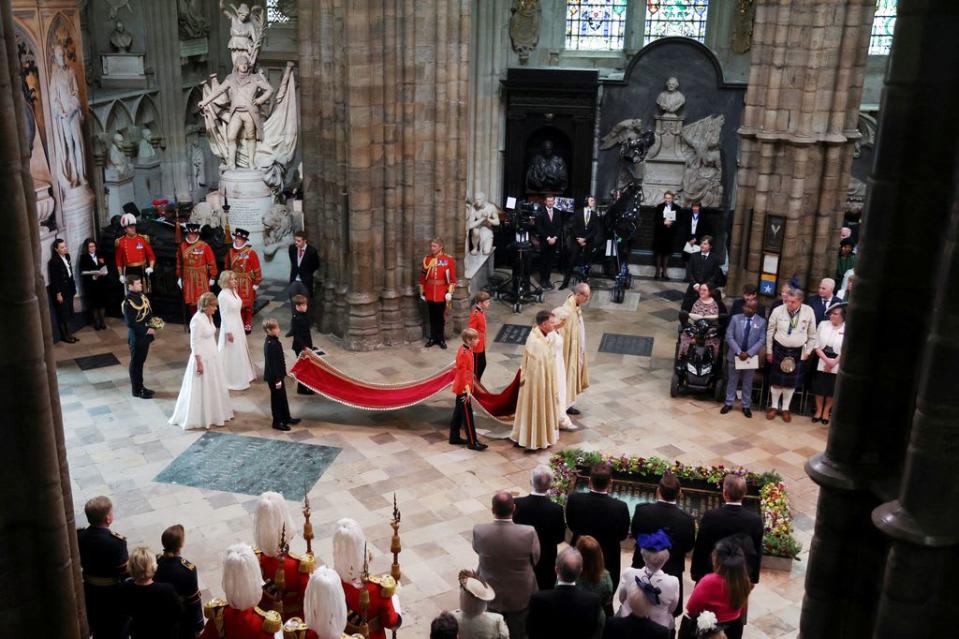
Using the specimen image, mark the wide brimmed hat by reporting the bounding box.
[458,570,495,602]
[233,228,250,239]
[825,301,848,315]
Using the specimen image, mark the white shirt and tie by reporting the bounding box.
[295,244,307,282]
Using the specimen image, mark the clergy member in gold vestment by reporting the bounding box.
[510,310,560,450]
[552,283,591,415]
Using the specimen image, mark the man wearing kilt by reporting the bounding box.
[765,287,816,422]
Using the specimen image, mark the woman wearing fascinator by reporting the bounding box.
[614,529,679,632]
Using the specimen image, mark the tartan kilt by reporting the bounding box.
[769,342,804,388]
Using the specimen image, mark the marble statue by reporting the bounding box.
[137,127,157,162]
[190,138,207,191]
[467,193,500,256]
[600,119,657,192]
[220,0,265,67]
[178,0,210,39]
[509,0,540,65]
[525,140,568,193]
[49,45,87,190]
[109,20,132,52]
[107,132,132,176]
[680,115,724,207]
[656,77,686,115]
[262,202,293,257]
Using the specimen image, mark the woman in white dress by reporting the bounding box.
[548,317,576,433]
[217,270,257,391]
[169,292,234,430]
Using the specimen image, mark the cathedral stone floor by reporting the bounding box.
[56,276,825,638]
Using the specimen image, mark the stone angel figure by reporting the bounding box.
[221,0,265,67]
[600,118,656,192]
[680,115,724,207]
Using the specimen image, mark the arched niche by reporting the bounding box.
[104,100,134,135]
[134,95,160,132]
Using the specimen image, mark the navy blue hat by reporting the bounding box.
[636,529,672,551]
[788,275,801,289]
[233,228,250,239]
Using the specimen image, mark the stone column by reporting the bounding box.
[0,1,84,634]
[728,0,873,294]
[799,1,959,636]
[299,1,471,350]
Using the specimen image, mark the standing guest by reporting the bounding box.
[811,303,846,424]
[78,496,130,639]
[468,292,491,380]
[683,236,722,308]
[333,518,402,639]
[227,228,263,333]
[119,546,183,639]
[298,566,353,639]
[176,223,218,317]
[288,230,319,300]
[566,462,630,587]
[473,491,540,639]
[115,213,156,291]
[561,196,600,289]
[431,612,460,639]
[836,238,857,283]
[616,531,679,631]
[729,284,766,320]
[526,548,603,639]
[679,202,712,262]
[288,294,319,395]
[48,238,79,343]
[691,475,763,585]
[199,544,282,638]
[253,491,313,618]
[765,288,816,422]
[155,524,203,639]
[537,195,562,289]
[123,274,158,399]
[766,278,798,316]
[510,310,559,450]
[263,318,301,432]
[652,192,679,280]
[575,535,614,617]
[514,465,567,591]
[79,237,109,330]
[169,292,234,431]
[629,474,695,614]
[603,585,669,639]
[806,278,841,325]
[685,539,752,639]
[217,270,257,391]
[553,283,591,416]
[419,237,456,349]
[450,328,487,451]
[452,570,510,639]
[721,300,766,418]
[838,270,855,302]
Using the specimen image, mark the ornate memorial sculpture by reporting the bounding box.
[49,44,88,190]
[220,0,265,67]
[599,119,656,193]
[466,193,500,255]
[262,202,293,257]
[109,20,133,52]
[509,0,540,65]
[680,115,724,208]
[525,139,568,193]
[178,0,210,39]
[656,76,685,115]
[137,127,157,162]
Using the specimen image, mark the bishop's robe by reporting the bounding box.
[553,294,589,407]
[510,325,558,450]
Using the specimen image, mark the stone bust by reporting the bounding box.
[138,127,157,162]
[110,20,133,53]
[108,132,132,176]
[525,139,568,193]
[656,76,685,115]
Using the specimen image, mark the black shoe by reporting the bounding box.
[273,422,291,431]
[743,408,753,418]
[449,437,468,446]
[566,406,580,416]
[137,389,155,399]
[425,339,436,348]
[720,405,732,415]
[439,341,447,349]
[286,418,301,425]
[296,388,316,395]
[468,442,488,451]
[559,279,570,290]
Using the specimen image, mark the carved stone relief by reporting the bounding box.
[509,0,540,65]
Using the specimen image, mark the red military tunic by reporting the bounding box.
[418,252,456,302]
[199,601,281,638]
[452,344,474,395]
[115,233,156,273]
[468,307,487,354]
[257,552,312,620]
[228,244,262,330]
[342,579,400,639]
[177,239,218,307]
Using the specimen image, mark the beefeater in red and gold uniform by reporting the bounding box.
[253,492,315,620]
[333,518,401,639]
[116,213,156,292]
[418,237,456,350]
[177,223,218,317]
[200,543,283,639]
[228,228,262,333]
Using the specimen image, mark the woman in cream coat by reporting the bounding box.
[217,270,257,391]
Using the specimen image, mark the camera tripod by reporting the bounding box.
[493,236,543,314]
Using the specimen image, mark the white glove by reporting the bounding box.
[177,278,182,289]
[391,593,402,616]
[209,278,216,286]
[252,284,259,291]
[145,267,154,275]
[420,295,426,302]
[119,275,127,284]
[444,292,452,302]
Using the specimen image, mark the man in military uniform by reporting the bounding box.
[155,524,204,639]
[333,518,401,639]
[123,274,157,399]
[115,213,156,292]
[253,492,315,619]
[228,228,263,333]
[177,222,219,317]
[77,496,130,639]
[200,543,283,638]
[418,237,456,349]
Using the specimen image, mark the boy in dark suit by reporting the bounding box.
[287,294,323,395]
[263,318,301,432]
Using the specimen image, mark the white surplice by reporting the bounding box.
[217,288,257,390]
[169,312,234,430]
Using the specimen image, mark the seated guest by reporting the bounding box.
[514,465,567,591]
[431,612,460,639]
[729,284,766,320]
[602,586,669,639]
[616,531,679,632]
[684,539,752,639]
[155,524,203,639]
[253,491,314,618]
[566,463,630,587]
[119,546,183,639]
[691,475,763,585]
[334,518,401,639]
[526,548,603,639]
[811,303,846,424]
[200,544,282,638]
[679,283,721,359]
[575,535,614,617]
[453,570,509,639]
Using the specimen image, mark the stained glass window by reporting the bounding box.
[565,1,629,51]
[266,0,291,25]
[869,0,896,55]
[643,0,710,46]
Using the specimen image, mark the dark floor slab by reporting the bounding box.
[655,289,686,302]
[154,432,340,500]
[651,308,681,323]
[72,352,122,371]
[598,333,654,357]
[494,324,531,345]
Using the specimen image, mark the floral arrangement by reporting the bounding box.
[548,448,802,559]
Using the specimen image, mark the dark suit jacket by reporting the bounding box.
[48,254,77,297]
[570,208,600,245]
[730,298,767,320]
[287,310,313,354]
[537,207,563,242]
[690,504,764,584]
[527,584,602,639]
[629,501,696,580]
[679,209,713,245]
[514,494,567,590]
[685,252,722,289]
[602,615,670,639]
[263,335,287,384]
[566,491,630,584]
[288,243,319,291]
[805,294,842,325]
